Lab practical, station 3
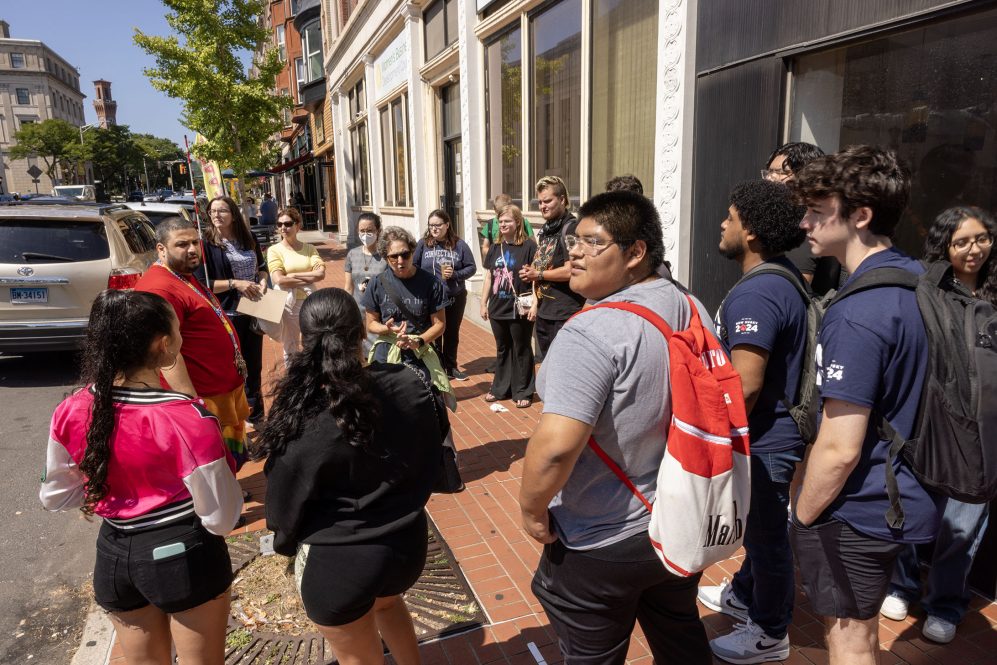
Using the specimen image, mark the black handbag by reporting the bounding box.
[399,362,464,494]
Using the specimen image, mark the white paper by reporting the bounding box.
[235,288,286,323]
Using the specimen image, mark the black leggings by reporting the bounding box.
[231,314,263,414]
[489,317,535,400]
[434,290,467,374]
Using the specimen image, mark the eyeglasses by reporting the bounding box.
[428,223,447,229]
[760,168,791,181]
[565,234,617,256]
[387,250,413,261]
[276,221,296,228]
[950,233,993,253]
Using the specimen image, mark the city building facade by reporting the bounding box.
[0,19,87,195]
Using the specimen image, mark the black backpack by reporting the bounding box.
[826,261,997,528]
[719,262,823,444]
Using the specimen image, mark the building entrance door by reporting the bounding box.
[440,82,462,232]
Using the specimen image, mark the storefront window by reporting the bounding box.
[485,26,523,207]
[590,0,658,198]
[379,95,411,207]
[530,0,582,208]
[424,0,458,61]
[790,9,997,257]
[347,79,371,207]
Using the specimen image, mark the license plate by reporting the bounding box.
[10,287,48,304]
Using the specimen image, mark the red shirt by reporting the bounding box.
[135,264,243,397]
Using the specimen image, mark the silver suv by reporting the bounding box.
[0,202,159,353]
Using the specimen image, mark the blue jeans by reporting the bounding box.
[889,497,989,624]
[730,444,804,639]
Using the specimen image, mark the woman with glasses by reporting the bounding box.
[413,210,477,381]
[266,208,326,364]
[361,226,454,408]
[262,288,444,665]
[882,205,996,644]
[480,204,538,408]
[196,196,269,421]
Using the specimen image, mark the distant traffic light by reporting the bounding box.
[179,163,186,174]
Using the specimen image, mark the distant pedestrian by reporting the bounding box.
[480,204,537,408]
[882,205,996,644]
[413,209,477,381]
[40,289,243,665]
[246,196,258,224]
[266,208,326,364]
[791,146,941,665]
[259,192,278,225]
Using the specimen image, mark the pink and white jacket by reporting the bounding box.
[40,386,244,536]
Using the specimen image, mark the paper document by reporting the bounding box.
[236,288,286,323]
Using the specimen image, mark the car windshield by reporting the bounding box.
[53,186,85,197]
[0,219,110,263]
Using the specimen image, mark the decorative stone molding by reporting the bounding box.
[400,2,420,22]
[456,0,475,241]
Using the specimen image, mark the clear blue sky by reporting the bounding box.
[3,1,197,148]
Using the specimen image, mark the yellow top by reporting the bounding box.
[266,242,323,300]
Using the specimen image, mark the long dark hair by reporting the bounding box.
[259,288,380,457]
[423,209,458,248]
[923,205,997,307]
[203,195,257,250]
[78,290,175,515]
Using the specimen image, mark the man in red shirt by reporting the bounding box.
[135,217,249,467]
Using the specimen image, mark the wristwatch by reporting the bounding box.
[415,336,426,347]
[228,278,235,290]
[539,269,545,282]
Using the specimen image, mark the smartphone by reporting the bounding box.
[152,542,186,560]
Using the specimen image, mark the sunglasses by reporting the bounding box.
[387,250,413,261]
[276,221,297,228]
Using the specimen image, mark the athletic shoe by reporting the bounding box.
[709,620,790,664]
[879,594,909,621]
[449,369,469,381]
[922,616,957,644]
[697,578,749,621]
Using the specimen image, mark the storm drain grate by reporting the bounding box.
[224,519,485,664]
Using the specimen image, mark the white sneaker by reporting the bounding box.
[879,594,909,621]
[709,619,790,664]
[697,578,749,621]
[922,615,957,644]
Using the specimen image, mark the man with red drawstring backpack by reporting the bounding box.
[519,191,743,665]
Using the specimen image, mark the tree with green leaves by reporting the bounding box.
[132,133,184,190]
[9,118,79,186]
[135,0,291,209]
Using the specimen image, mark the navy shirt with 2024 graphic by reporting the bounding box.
[816,247,942,544]
[718,256,808,454]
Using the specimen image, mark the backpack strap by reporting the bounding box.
[880,417,908,530]
[827,267,918,306]
[377,271,422,324]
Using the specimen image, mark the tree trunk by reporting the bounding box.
[232,132,250,223]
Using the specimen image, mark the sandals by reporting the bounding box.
[483,393,500,403]
[515,398,533,409]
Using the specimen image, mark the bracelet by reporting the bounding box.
[539,270,545,281]
[228,278,234,290]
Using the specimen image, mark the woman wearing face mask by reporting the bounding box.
[413,210,477,381]
[345,213,387,352]
[882,205,996,645]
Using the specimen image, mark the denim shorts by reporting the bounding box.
[93,517,233,614]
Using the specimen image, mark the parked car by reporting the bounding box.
[123,201,194,228]
[51,185,96,201]
[0,202,158,353]
[143,188,175,203]
[127,190,145,202]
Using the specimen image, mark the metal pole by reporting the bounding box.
[143,157,150,192]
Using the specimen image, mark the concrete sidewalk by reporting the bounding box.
[102,234,997,665]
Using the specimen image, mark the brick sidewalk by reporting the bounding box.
[109,236,997,665]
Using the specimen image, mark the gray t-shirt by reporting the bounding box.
[537,278,716,550]
[344,246,387,305]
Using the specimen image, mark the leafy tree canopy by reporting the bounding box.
[9,119,79,184]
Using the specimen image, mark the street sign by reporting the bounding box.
[26,165,43,179]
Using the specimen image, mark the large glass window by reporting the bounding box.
[10,53,25,68]
[424,0,458,61]
[347,79,371,206]
[530,0,582,209]
[590,0,658,197]
[790,9,997,257]
[15,88,30,105]
[484,27,523,207]
[379,95,412,207]
[276,25,286,61]
[295,57,305,97]
[303,21,323,82]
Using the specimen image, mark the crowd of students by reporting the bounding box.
[36,146,996,665]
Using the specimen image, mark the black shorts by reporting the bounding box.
[94,517,233,614]
[297,511,428,627]
[790,516,904,620]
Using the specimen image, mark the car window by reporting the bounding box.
[0,219,110,262]
[127,216,157,251]
[116,219,147,254]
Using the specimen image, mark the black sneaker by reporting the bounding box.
[449,369,470,381]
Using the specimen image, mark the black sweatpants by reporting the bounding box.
[434,290,467,374]
[231,314,263,417]
[488,317,535,400]
[535,316,567,359]
[532,532,711,665]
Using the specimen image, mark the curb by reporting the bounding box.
[70,605,114,665]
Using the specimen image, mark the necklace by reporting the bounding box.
[362,246,374,272]
[155,263,248,379]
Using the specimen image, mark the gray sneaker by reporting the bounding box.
[697,577,749,621]
[710,620,790,664]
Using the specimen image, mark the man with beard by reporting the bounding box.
[135,217,250,469]
[519,176,586,356]
[697,180,808,664]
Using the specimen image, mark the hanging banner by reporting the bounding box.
[373,31,409,100]
[194,134,225,201]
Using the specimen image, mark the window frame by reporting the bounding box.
[346,78,371,207]
[302,20,324,83]
[378,93,412,208]
[276,25,287,61]
[424,0,459,61]
[10,52,25,68]
[15,88,30,105]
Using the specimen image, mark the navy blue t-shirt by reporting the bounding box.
[359,267,447,336]
[817,247,940,543]
[718,257,807,453]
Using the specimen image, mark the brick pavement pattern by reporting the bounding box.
[109,236,997,665]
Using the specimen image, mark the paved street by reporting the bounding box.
[0,351,99,664]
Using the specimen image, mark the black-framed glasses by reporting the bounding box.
[950,233,993,253]
[760,168,791,181]
[387,250,413,261]
[428,223,447,229]
[564,234,617,256]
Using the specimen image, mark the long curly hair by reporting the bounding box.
[259,288,380,458]
[923,205,997,307]
[78,290,175,515]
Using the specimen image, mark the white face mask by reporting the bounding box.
[359,232,376,246]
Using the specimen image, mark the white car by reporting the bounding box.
[124,201,195,228]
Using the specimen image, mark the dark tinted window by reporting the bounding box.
[140,211,183,227]
[116,220,147,254]
[0,219,110,262]
[127,217,157,251]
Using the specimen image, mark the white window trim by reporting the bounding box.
[378,92,412,208]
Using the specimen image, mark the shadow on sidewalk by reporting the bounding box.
[458,437,527,485]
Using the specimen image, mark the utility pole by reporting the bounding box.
[143,157,150,192]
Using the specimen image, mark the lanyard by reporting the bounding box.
[155,263,248,379]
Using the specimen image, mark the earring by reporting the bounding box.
[161,350,178,371]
